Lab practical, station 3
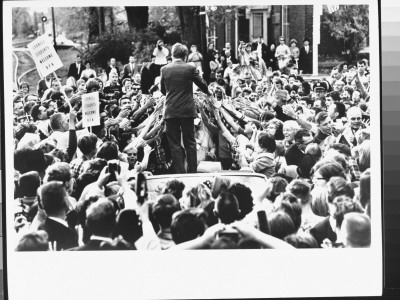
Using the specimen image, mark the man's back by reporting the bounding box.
[161,61,208,119]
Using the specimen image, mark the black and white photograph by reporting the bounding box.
[3,1,381,299]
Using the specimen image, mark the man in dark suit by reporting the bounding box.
[67,54,85,81]
[140,57,153,94]
[252,36,269,65]
[122,55,140,80]
[285,129,313,166]
[105,58,121,80]
[299,39,313,74]
[37,74,53,98]
[38,181,78,251]
[160,43,212,173]
[69,198,128,251]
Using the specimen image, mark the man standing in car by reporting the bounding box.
[160,43,212,174]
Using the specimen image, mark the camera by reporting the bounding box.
[106,162,121,183]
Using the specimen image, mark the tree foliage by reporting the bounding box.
[321,5,369,63]
[125,6,149,30]
[176,7,202,48]
[12,7,34,37]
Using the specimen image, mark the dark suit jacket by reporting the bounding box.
[299,46,313,74]
[141,67,153,94]
[310,217,337,248]
[160,61,209,119]
[67,63,85,81]
[252,42,269,62]
[39,217,78,250]
[105,66,121,80]
[37,79,51,98]
[284,144,305,166]
[122,63,141,79]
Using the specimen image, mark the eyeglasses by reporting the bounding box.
[350,117,361,120]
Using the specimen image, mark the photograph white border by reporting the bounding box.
[3,0,382,299]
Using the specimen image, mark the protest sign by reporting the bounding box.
[82,92,100,128]
[27,35,63,78]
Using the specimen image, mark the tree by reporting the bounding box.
[125,7,149,30]
[12,7,33,37]
[321,5,369,64]
[176,7,202,50]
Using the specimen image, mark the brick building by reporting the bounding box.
[211,5,314,56]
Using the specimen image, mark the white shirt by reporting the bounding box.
[153,47,169,65]
[48,216,69,228]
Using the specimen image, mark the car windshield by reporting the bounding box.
[146,172,268,201]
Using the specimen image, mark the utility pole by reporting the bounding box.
[51,7,57,52]
[199,6,207,55]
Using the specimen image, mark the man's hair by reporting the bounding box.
[343,212,371,248]
[327,177,355,203]
[152,194,181,229]
[78,133,98,156]
[96,141,119,161]
[358,140,370,172]
[284,232,318,248]
[163,179,185,200]
[18,171,41,198]
[333,196,364,229]
[215,191,240,224]
[49,113,64,130]
[86,198,117,237]
[276,200,302,231]
[86,78,100,92]
[30,104,42,121]
[313,162,346,182]
[227,183,253,220]
[171,209,207,244]
[39,181,68,216]
[44,162,72,183]
[268,211,296,240]
[115,209,142,244]
[330,143,351,158]
[294,128,312,144]
[15,230,49,251]
[172,43,188,59]
[287,179,311,205]
[258,133,276,153]
[333,101,346,118]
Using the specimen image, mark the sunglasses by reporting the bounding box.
[350,117,361,120]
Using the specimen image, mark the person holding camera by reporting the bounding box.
[152,40,170,78]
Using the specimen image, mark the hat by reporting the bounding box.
[313,81,328,92]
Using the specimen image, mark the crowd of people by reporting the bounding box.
[12,35,372,251]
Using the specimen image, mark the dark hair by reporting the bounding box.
[327,177,355,204]
[258,133,276,152]
[78,133,98,156]
[172,43,188,59]
[15,230,49,251]
[30,104,42,121]
[227,183,253,220]
[163,179,185,200]
[18,171,41,198]
[315,111,329,125]
[152,194,181,229]
[314,162,346,182]
[171,209,207,244]
[39,181,68,216]
[359,169,370,211]
[268,211,296,240]
[287,179,311,205]
[277,200,302,232]
[14,148,47,175]
[86,78,100,92]
[330,143,351,158]
[96,141,119,160]
[333,101,346,118]
[267,177,288,202]
[294,128,312,144]
[333,196,363,228]
[86,198,117,237]
[216,191,240,224]
[284,232,319,248]
[115,209,142,244]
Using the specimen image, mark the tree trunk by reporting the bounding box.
[125,7,149,30]
[88,7,99,43]
[176,6,202,51]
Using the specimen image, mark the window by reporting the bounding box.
[253,12,263,37]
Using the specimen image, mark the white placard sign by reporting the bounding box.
[82,92,100,127]
[27,35,64,78]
